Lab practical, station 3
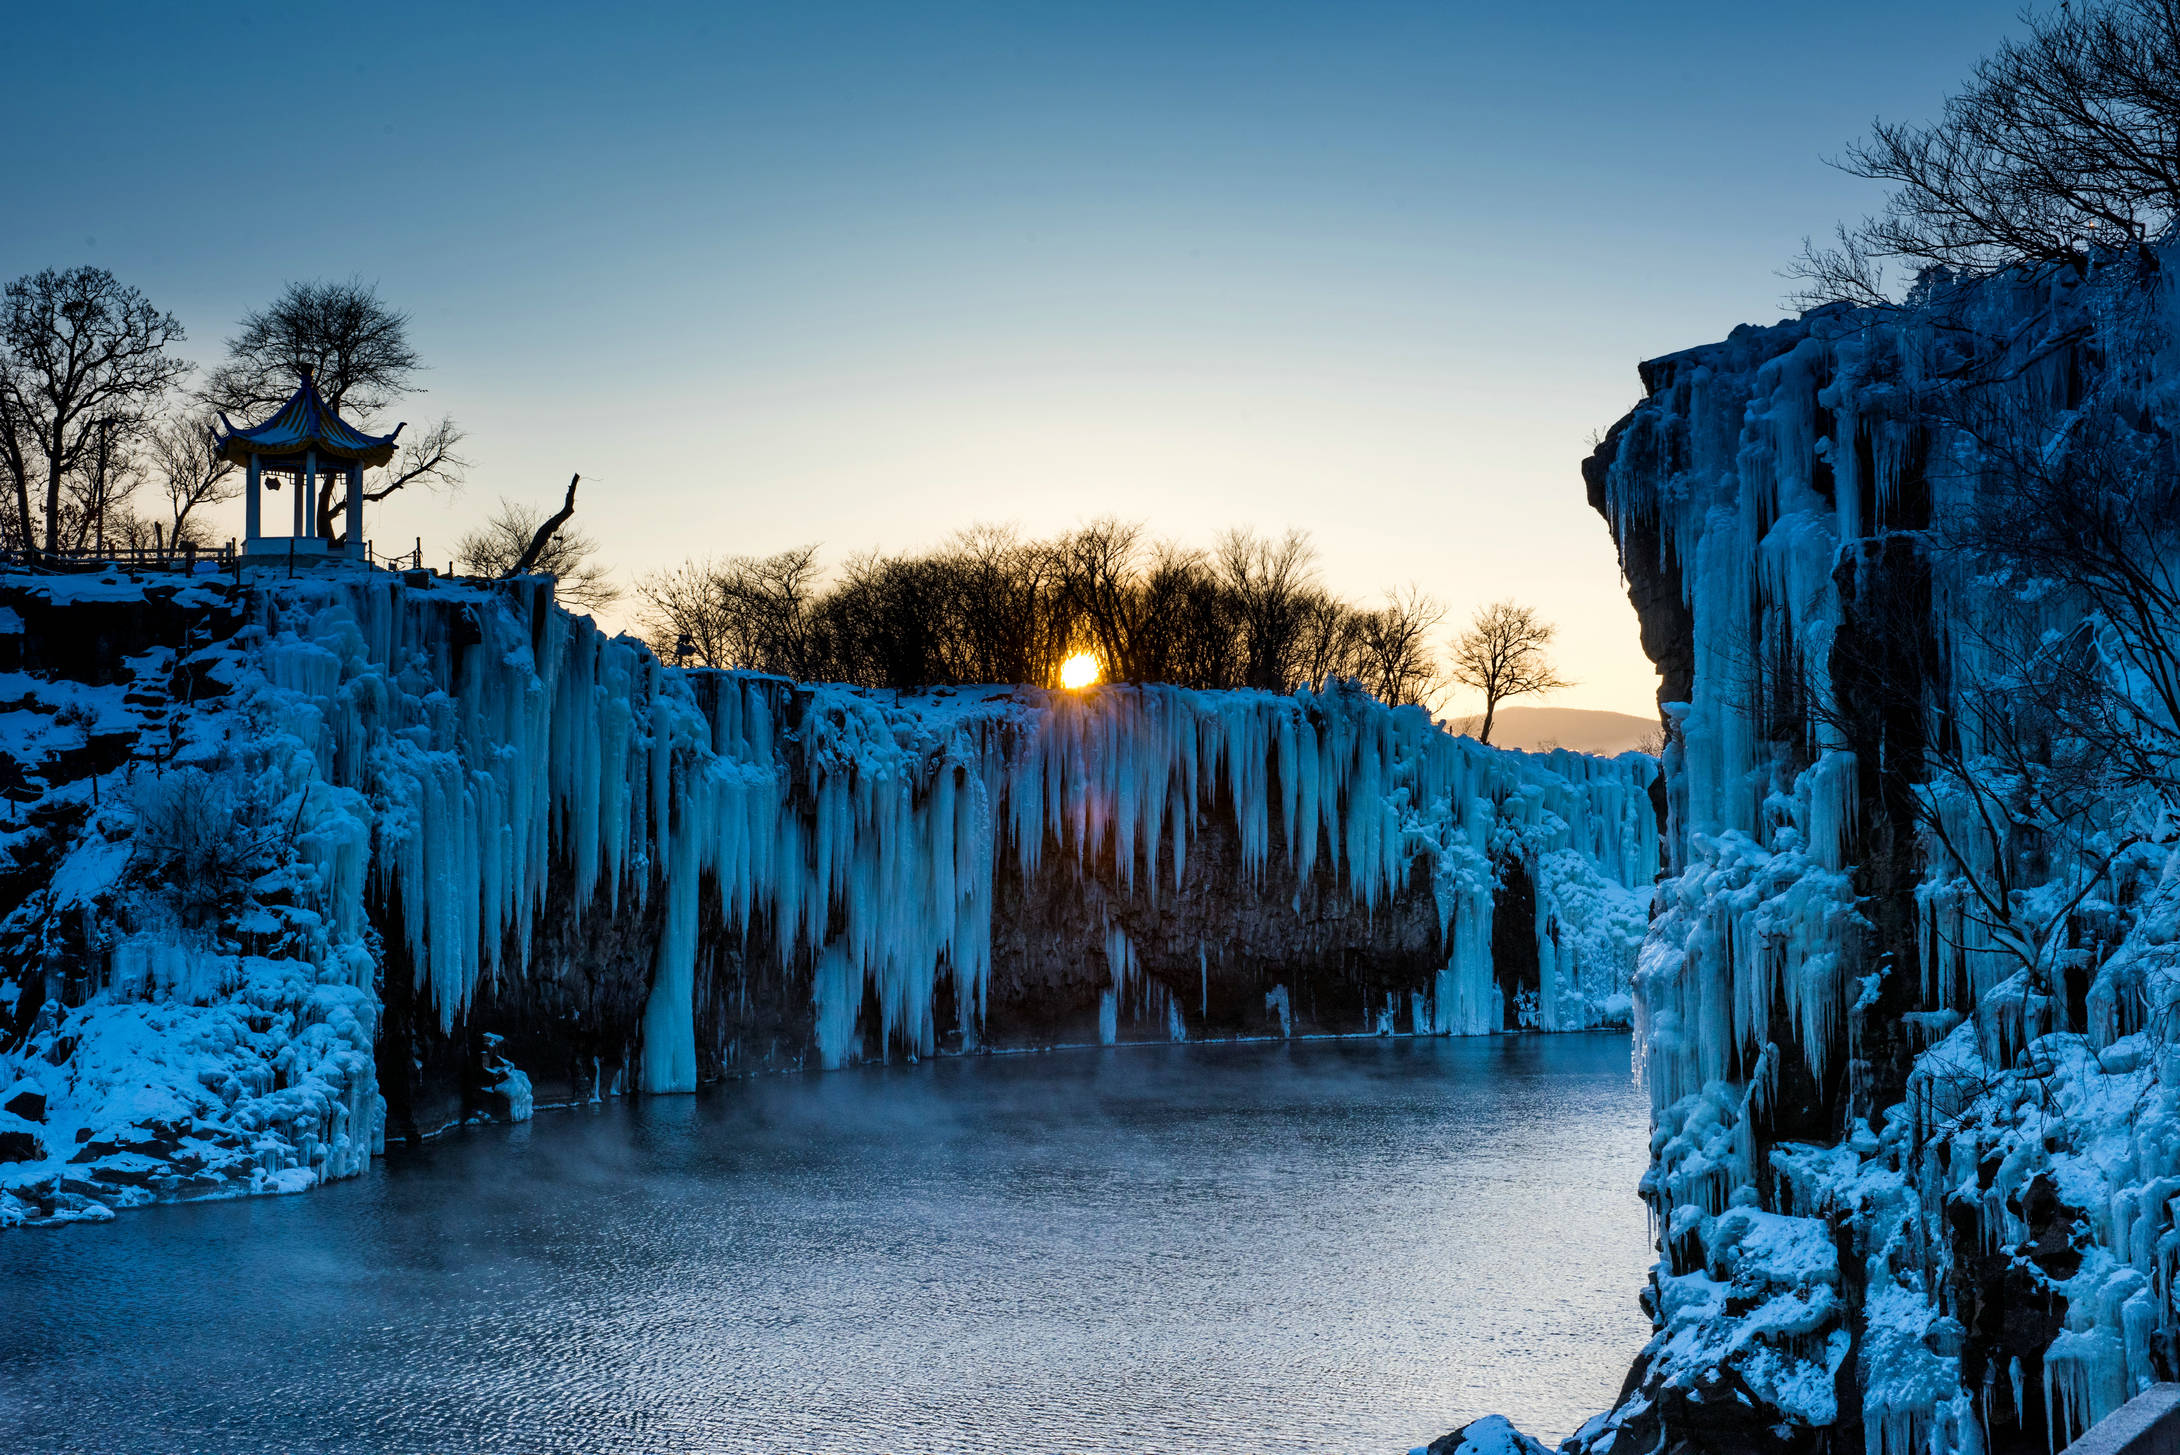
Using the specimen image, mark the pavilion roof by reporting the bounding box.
[211,369,403,469]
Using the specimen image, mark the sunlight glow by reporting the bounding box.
[1060,652,1101,689]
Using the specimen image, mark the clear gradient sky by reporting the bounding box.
[7,1,2022,716]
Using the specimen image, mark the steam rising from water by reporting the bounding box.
[2,1037,1648,1454]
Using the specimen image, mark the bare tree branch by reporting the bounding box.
[507,474,581,578]
[1787,0,2180,306]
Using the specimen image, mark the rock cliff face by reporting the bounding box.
[1582,251,2180,1455]
[0,570,1656,1225]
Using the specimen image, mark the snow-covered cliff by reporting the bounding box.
[0,570,1656,1226]
[1583,250,2180,1455]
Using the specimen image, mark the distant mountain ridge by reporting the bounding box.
[1452,706,1657,756]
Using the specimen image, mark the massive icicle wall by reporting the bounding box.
[1581,250,2180,1455]
[0,571,1656,1225]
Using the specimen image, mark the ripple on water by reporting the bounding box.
[1,1035,1652,1455]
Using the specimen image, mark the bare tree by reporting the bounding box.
[1352,586,1446,706]
[938,524,1076,687]
[825,549,959,688]
[206,276,420,417]
[1060,518,1153,683]
[1214,528,1321,691]
[142,406,239,544]
[1133,541,1234,689]
[0,361,28,548]
[206,278,465,539]
[505,474,582,576]
[1449,599,1571,744]
[1292,589,1361,694]
[456,482,621,611]
[1790,0,2180,305]
[60,414,140,551]
[718,546,824,677]
[635,560,739,668]
[1940,384,2180,805]
[0,267,188,554]
[634,547,824,672]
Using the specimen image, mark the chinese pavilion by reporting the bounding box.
[211,367,402,559]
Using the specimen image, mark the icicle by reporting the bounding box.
[238,575,1660,1116]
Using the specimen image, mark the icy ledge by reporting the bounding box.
[0,571,1656,1226]
[1585,241,2180,1455]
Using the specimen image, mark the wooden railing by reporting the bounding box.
[0,539,446,581]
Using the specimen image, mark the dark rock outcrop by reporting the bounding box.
[1585,255,2179,1454]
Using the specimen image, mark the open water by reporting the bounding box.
[1,1035,1652,1454]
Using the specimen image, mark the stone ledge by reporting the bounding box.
[2069,1386,2180,1455]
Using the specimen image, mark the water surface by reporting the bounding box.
[3,1035,1651,1454]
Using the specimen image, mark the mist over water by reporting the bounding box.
[3,1036,1650,1455]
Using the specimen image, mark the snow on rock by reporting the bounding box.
[1585,242,2180,1455]
[0,569,1657,1226]
[1414,1414,1556,1455]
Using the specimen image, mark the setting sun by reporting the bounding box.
[1059,652,1101,689]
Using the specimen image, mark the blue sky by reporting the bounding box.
[6,1,2021,714]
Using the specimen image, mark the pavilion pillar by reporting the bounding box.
[245,453,261,542]
[347,462,364,557]
[295,453,310,537]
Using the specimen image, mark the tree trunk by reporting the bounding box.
[507,475,581,578]
[11,467,32,556]
[42,452,61,555]
[1479,695,1498,745]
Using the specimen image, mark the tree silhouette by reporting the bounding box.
[1791,0,2180,305]
[0,266,188,553]
[1449,599,1570,745]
